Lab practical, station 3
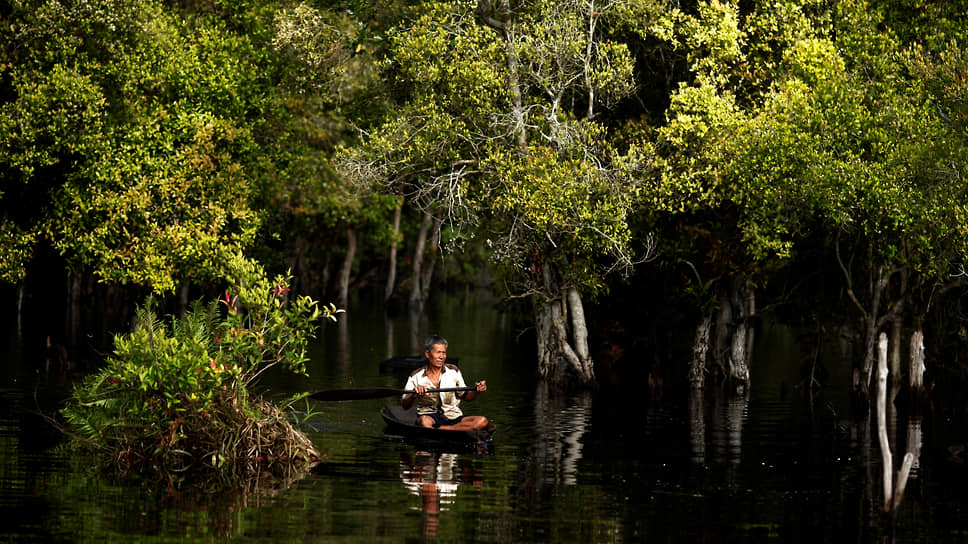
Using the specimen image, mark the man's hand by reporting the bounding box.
[475,380,487,392]
[413,385,427,396]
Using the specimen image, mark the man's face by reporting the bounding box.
[425,343,447,368]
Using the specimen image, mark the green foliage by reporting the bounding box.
[61,265,341,473]
[726,5,968,282]
[486,141,639,295]
[0,219,35,285]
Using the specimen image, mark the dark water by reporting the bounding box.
[2,291,968,542]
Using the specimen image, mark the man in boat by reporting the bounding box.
[401,335,489,430]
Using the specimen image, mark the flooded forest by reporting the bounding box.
[2,0,968,541]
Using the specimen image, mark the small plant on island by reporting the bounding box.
[61,262,342,481]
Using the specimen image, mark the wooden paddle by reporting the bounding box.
[306,386,477,401]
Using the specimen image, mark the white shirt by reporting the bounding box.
[404,364,467,419]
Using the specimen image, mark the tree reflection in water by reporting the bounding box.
[690,386,750,478]
[533,382,593,486]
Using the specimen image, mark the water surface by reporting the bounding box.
[2,292,967,542]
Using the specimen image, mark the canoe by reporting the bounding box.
[380,405,495,451]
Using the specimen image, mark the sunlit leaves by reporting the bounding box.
[492,145,631,249]
[0,220,35,284]
[45,110,261,293]
[0,63,107,177]
[0,0,284,292]
[728,23,968,279]
[653,80,743,213]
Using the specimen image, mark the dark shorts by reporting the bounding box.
[424,413,464,428]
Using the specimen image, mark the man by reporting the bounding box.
[402,335,488,430]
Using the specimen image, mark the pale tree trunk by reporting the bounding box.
[535,267,595,386]
[727,277,754,390]
[409,211,432,307]
[384,199,403,303]
[337,227,357,308]
[566,287,594,382]
[909,330,925,390]
[876,333,893,509]
[876,332,918,513]
[502,0,528,150]
[583,0,597,120]
[837,245,905,396]
[480,0,528,150]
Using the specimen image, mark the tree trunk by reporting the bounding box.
[337,227,357,308]
[713,287,732,367]
[689,314,712,390]
[889,317,902,388]
[909,330,925,390]
[858,265,892,393]
[876,333,893,510]
[566,287,594,382]
[535,296,566,382]
[420,215,442,297]
[711,276,754,390]
[68,270,81,346]
[320,254,331,298]
[16,283,23,334]
[535,267,594,386]
[178,283,189,316]
[384,199,403,303]
[480,0,528,150]
[583,0,597,120]
[409,211,433,308]
[727,277,753,391]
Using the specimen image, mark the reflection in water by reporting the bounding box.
[385,312,395,361]
[688,387,705,465]
[906,417,922,473]
[399,450,481,539]
[695,388,749,479]
[338,317,351,379]
[533,382,592,486]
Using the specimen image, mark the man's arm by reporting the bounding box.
[462,380,487,401]
[401,383,427,409]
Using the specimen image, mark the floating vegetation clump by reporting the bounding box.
[62,264,341,480]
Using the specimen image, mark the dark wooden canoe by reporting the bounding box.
[380,405,494,450]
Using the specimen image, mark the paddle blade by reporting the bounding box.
[307,387,405,401]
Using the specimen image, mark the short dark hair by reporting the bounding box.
[424,335,448,353]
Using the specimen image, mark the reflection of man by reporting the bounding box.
[399,450,485,538]
[400,451,460,539]
[402,335,488,430]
